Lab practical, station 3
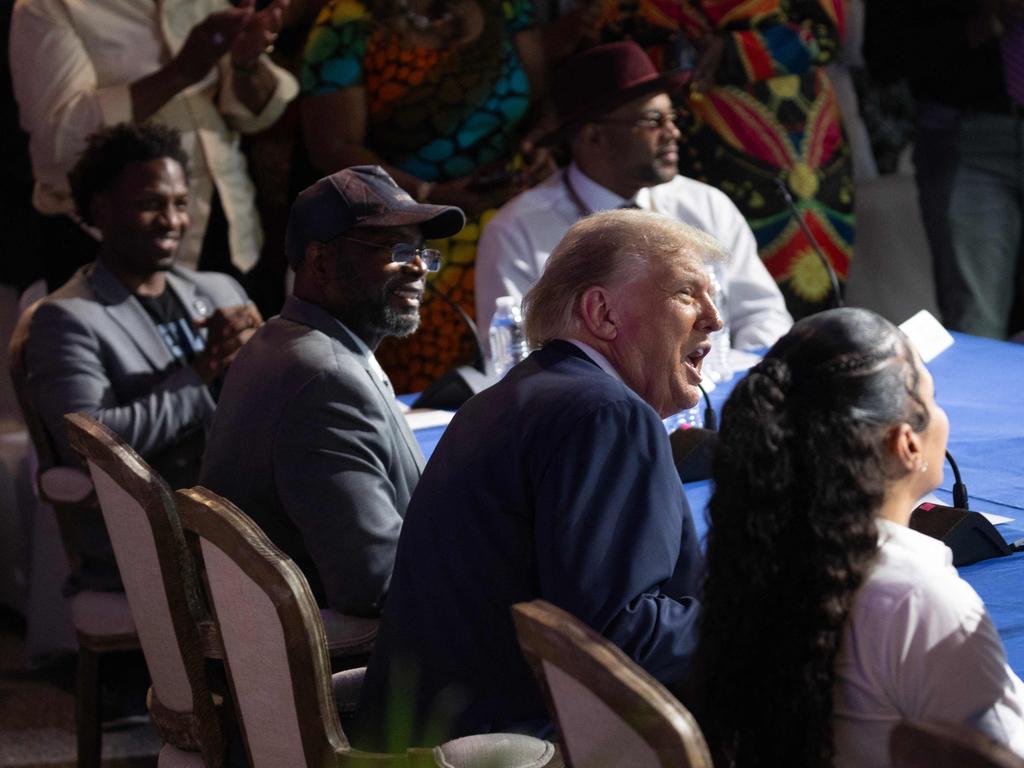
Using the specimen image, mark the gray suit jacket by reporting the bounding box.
[200,295,425,616]
[25,259,249,590]
[26,259,249,485]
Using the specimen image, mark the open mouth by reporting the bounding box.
[152,234,180,251]
[390,284,423,307]
[683,343,710,380]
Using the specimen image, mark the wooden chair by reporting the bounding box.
[890,720,1024,768]
[8,300,140,768]
[65,413,226,767]
[177,485,557,768]
[511,600,712,768]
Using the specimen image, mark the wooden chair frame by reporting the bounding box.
[890,720,1024,768]
[511,600,712,768]
[177,487,560,768]
[177,486,415,767]
[9,301,140,768]
[65,413,226,765]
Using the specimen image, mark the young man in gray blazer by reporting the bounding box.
[25,123,261,592]
[200,166,464,617]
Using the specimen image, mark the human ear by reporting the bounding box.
[306,242,335,283]
[886,422,922,475]
[578,286,617,341]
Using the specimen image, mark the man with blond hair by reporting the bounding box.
[353,209,724,748]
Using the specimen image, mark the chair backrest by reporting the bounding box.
[64,413,223,764]
[176,486,349,768]
[9,300,93,571]
[9,298,58,471]
[511,600,712,768]
[890,720,1024,768]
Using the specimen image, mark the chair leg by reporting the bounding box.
[76,646,102,768]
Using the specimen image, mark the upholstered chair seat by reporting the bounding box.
[69,591,136,637]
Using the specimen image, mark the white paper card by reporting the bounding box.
[899,310,954,363]
[405,409,456,431]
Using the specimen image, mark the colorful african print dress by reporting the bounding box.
[580,0,853,318]
[302,0,536,391]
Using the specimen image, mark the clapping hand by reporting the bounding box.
[192,304,263,384]
[231,0,288,70]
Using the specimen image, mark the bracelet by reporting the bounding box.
[415,180,435,203]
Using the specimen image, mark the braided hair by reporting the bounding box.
[689,308,929,768]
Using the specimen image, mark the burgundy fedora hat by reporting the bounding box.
[539,41,692,147]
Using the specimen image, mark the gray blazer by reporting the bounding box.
[26,259,250,486]
[200,295,425,617]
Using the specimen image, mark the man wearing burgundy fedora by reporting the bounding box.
[476,40,791,352]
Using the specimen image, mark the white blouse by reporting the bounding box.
[833,518,1024,767]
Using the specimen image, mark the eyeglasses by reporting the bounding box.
[598,108,685,131]
[337,236,443,272]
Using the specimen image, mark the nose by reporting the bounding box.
[158,200,186,229]
[664,116,682,140]
[699,295,724,333]
[404,251,429,273]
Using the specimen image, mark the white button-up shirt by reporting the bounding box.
[10,0,299,271]
[475,162,793,350]
[833,518,1024,767]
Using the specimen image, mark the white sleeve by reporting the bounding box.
[887,576,1024,756]
[217,56,299,134]
[712,195,793,350]
[10,2,133,180]
[475,214,542,346]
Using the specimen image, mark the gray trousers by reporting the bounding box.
[916,105,1024,339]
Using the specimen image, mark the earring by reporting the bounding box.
[920,460,929,473]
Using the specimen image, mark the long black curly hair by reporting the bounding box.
[689,307,930,768]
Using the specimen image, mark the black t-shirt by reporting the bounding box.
[136,288,205,363]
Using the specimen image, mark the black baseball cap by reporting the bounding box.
[285,165,465,267]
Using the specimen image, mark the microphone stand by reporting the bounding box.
[425,281,488,374]
[773,177,844,309]
[945,449,969,510]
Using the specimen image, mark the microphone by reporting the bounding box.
[699,382,717,431]
[670,382,718,482]
[773,177,844,310]
[425,281,487,374]
[945,449,969,510]
[909,449,1010,566]
[412,283,498,410]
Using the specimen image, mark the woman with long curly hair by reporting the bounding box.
[689,307,1024,767]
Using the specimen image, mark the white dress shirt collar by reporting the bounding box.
[876,516,954,567]
[567,162,651,214]
[564,338,624,384]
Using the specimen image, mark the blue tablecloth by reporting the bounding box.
[409,332,1024,675]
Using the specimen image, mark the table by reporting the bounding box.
[411,332,1024,676]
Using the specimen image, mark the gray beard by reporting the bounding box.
[378,304,420,338]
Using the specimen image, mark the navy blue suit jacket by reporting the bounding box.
[352,340,703,748]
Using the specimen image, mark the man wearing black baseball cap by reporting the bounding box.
[201,166,464,618]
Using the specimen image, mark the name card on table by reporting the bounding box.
[899,310,954,363]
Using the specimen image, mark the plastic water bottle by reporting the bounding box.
[489,296,529,377]
[704,267,732,383]
[663,405,703,434]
